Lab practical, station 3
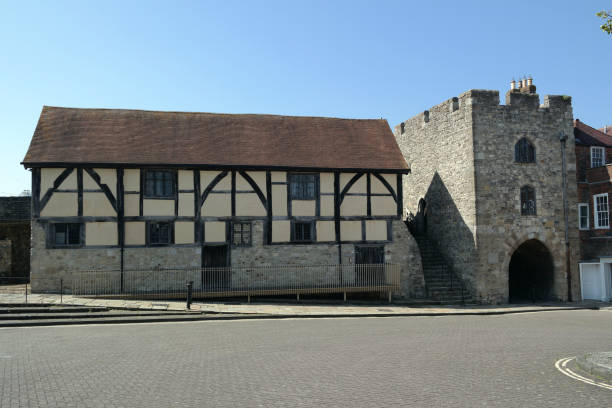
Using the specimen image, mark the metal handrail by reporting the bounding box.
[62,263,401,302]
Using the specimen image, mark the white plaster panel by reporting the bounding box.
[124,169,140,191]
[272,186,287,216]
[41,168,65,195]
[340,196,366,216]
[248,171,267,197]
[95,168,116,195]
[200,171,221,192]
[371,196,397,216]
[83,171,98,190]
[124,194,140,216]
[236,193,266,216]
[83,192,116,216]
[143,199,174,216]
[272,220,291,242]
[320,173,334,193]
[292,200,316,216]
[202,194,231,217]
[236,173,253,191]
[175,221,194,244]
[178,170,194,190]
[205,221,226,243]
[320,196,334,216]
[271,171,286,182]
[85,222,118,246]
[340,221,362,241]
[125,222,145,245]
[316,221,335,242]
[371,174,397,194]
[178,193,195,216]
[40,193,77,217]
[366,220,387,241]
[341,173,366,193]
[58,171,77,189]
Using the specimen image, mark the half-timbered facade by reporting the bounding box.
[23,107,425,298]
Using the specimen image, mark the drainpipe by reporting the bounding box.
[559,132,572,301]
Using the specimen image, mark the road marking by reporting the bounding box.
[555,357,612,390]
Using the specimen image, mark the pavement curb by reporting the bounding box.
[575,353,612,382]
[0,305,598,327]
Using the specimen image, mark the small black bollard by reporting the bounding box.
[186,280,193,309]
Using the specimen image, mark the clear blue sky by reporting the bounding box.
[1,1,610,195]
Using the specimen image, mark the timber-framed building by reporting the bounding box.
[22,107,424,298]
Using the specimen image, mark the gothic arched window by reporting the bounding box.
[521,186,536,216]
[515,138,535,163]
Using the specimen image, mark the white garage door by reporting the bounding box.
[580,264,603,301]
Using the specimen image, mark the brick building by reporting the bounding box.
[574,119,612,300]
[395,79,580,303]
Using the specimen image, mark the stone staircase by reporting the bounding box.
[414,234,472,304]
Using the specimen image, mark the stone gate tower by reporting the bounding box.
[395,80,580,303]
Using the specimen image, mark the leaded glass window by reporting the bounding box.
[290,174,317,200]
[232,222,251,246]
[145,170,175,198]
[515,138,535,163]
[520,186,536,216]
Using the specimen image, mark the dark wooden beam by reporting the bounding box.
[23,162,410,174]
[31,168,41,218]
[266,171,272,245]
[334,172,340,244]
[77,168,83,216]
[366,173,371,217]
[194,170,202,244]
[396,173,403,218]
[231,171,236,217]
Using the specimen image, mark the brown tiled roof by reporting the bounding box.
[574,119,612,147]
[599,125,612,135]
[22,106,409,172]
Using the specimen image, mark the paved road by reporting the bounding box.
[1,310,611,407]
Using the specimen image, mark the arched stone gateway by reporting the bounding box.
[508,239,554,302]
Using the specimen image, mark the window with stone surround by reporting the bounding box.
[590,146,604,168]
[147,221,173,245]
[515,138,535,163]
[292,220,314,242]
[232,222,252,246]
[520,186,536,216]
[578,203,589,230]
[594,193,609,229]
[52,223,82,247]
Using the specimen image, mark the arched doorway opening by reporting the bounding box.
[416,198,427,235]
[508,239,554,302]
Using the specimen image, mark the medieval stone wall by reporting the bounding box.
[30,219,423,298]
[394,92,478,295]
[0,240,11,277]
[470,91,579,302]
[395,88,581,303]
[0,222,30,279]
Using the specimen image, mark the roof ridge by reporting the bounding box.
[41,106,388,122]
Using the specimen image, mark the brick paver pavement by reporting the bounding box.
[1,310,611,407]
